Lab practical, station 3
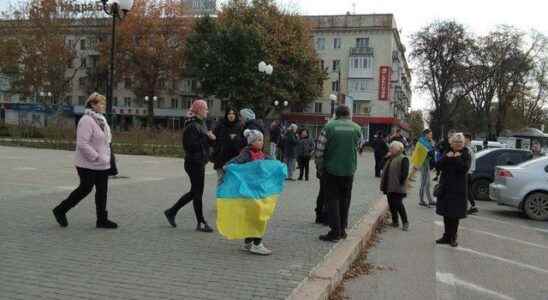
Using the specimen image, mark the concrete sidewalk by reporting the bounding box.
[0,145,383,300]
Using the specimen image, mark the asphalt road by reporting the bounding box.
[344,181,548,300]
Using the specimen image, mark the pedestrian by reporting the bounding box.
[410,129,436,207]
[212,108,243,180]
[372,131,389,177]
[220,129,278,255]
[239,108,263,136]
[390,128,408,153]
[316,105,362,242]
[283,123,299,181]
[433,129,455,181]
[164,99,216,233]
[531,141,544,158]
[296,129,315,181]
[269,120,282,160]
[52,92,118,229]
[435,132,471,247]
[464,133,479,214]
[380,141,410,231]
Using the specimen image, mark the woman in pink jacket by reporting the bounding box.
[52,92,117,229]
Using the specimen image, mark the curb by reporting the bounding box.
[287,195,388,300]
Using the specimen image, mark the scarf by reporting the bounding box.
[84,109,112,144]
[249,148,266,161]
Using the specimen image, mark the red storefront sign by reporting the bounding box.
[378,66,390,101]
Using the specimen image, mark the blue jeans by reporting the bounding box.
[286,158,296,179]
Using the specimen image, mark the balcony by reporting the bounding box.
[350,47,374,56]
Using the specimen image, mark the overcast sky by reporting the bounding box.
[2,0,547,110]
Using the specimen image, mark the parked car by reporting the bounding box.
[470,148,533,201]
[489,156,548,221]
[471,140,505,152]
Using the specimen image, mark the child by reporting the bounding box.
[223,129,274,255]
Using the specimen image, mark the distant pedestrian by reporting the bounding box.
[316,105,362,242]
[380,141,410,231]
[212,108,243,180]
[296,129,315,181]
[164,99,216,233]
[283,123,299,181]
[372,131,389,177]
[52,92,118,229]
[390,128,408,154]
[435,133,471,247]
[269,120,282,160]
[464,133,478,214]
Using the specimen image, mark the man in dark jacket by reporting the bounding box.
[372,131,389,177]
[212,108,243,178]
[164,99,216,233]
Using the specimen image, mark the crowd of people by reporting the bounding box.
[53,93,486,256]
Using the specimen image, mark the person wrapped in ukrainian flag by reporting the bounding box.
[408,129,435,186]
[217,129,287,255]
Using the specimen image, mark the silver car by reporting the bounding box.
[489,156,548,221]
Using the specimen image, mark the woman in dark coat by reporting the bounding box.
[283,124,299,180]
[380,141,410,231]
[435,132,471,247]
[212,108,242,178]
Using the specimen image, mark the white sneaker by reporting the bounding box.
[240,242,252,252]
[249,243,272,255]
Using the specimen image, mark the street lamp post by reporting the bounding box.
[101,0,134,125]
[329,93,337,119]
[258,61,274,116]
[144,95,157,127]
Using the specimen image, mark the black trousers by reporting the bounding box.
[244,238,262,245]
[387,193,408,224]
[325,172,354,236]
[374,155,384,177]
[443,217,460,240]
[169,160,206,224]
[315,176,328,220]
[56,167,109,219]
[298,156,311,180]
[467,174,476,207]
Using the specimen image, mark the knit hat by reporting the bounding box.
[244,129,263,145]
[190,99,208,113]
[239,108,256,123]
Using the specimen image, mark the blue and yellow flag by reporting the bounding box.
[216,160,287,240]
[410,136,434,168]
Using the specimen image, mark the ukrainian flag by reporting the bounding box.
[410,136,434,168]
[216,160,287,240]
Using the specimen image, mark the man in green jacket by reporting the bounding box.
[315,105,362,242]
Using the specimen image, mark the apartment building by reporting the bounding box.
[0,13,411,137]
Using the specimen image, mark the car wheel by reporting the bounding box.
[523,193,548,221]
[472,179,491,201]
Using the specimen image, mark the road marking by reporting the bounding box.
[436,272,515,300]
[13,167,37,171]
[434,221,548,250]
[441,245,548,275]
[468,215,548,234]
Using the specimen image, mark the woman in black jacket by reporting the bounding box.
[212,108,242,178]
[435,132,471,247]
[164,100,216,232]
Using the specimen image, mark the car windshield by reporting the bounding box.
[475,148,500,159]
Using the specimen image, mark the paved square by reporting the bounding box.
[0,145,381,300]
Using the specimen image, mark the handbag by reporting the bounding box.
[433,183,443,198]
[107,144,118,176]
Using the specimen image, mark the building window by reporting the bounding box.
[356,38,369,48]
[320,60,325,71]
[65,96,72,104]
[78,96,86,106]
[171,98,177,109]
[124,97,130,107]
[183,100,191,109]
[124,78,132,89]
[88,38,97,50]
[316,37,325,50]
[78,77,86,88]
[80,57,87,68]
[331,80,340,92]
[80,39,87,50]
[333,37,341,49]
[332,60,340,72]
[349,79,373,92]
[351,57,373,73]
[157,97,164,108]
[113,97,118,107]
[314,102,323,113]
[159,79,166,89]
[67,58,73,69]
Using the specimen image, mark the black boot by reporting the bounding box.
[164,209,177,227]
[96,211,118,229]
[196,221,213,233]
[436,235,451,244]
[52,206,68,227]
